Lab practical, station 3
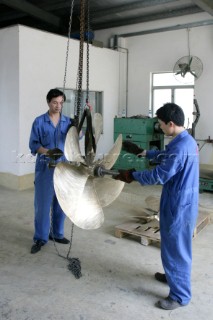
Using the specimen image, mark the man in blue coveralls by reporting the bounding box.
[114,103,199,310]
[29,88,72,254]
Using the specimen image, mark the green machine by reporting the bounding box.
[199,178,213,193]
[199,164,213,193]
[113,117,164,170]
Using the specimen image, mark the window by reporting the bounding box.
[151,72,194,128]
[60,88,103,121]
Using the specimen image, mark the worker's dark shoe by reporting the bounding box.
[31,240,44,254]
[49,235,70,244]
[155,272,167,283]
[156,296,183,310]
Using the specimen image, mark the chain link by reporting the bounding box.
[52,0,76,264]
[86,0,90,102]
[63,0,75,93]
[53,1,90,275]
[75,0,86,125]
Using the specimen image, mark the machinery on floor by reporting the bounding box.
[113,116,164,170]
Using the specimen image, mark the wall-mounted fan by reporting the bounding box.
[173,55,203,83]
[173,28,203,84]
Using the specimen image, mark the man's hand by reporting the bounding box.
[46,148,63,160]
[113,168,136,183]
[122,140,144,157]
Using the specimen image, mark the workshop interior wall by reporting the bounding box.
[95,12,213,164]
[1,13,213,189]
[0,26,20,188]
[0,25,120,189]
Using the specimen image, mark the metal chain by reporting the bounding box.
[75,0,86,125]
[56,0,75,150]
[86,0,90,102]
[51,0,89,279]
[51,0,77,264]
[50,208,74,261]
[62,0,76,262]
[66,221,75,259]
[63,0,75,93]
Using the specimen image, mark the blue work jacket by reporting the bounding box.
[29,112,72,171]
[132,130,199,191]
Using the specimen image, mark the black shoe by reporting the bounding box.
[31,240,44,254]
[156,296,183,310]
[155,272,167,283]
[49,235,70,244]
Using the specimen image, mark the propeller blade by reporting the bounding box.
[53,162,89,220]
[64,126,85,163]
[99,134,122,170]
[93,113,103,144]
[54,162,104,230]
[72,177,104,229]
[93,176,125,207]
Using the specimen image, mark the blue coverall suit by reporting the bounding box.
[132,130,199,305]
[29,112,72,243]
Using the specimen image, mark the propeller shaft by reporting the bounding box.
[94,165,119,177]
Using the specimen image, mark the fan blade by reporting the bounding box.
[188,56,193,66]
[73,177,104,229]
[99,134,122,170]
[93,176,125,207]
[93,113,103,144]
[64,126,85,163]
[189,70,198,78]
[53,162,89,220]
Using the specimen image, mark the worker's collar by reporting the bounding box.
[44,112,67,122]
[168,129,189,147]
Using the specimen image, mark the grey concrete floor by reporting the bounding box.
[0,183,213,320]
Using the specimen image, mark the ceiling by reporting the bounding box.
[0,0,212,37]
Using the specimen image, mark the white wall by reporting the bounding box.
[95,13,213,164]
[0,25,120,179]
[0,26,19,175]
[1,12,213,183]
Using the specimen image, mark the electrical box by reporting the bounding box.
[113,117,164,170]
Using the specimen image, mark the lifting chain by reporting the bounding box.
[53,0,92,279]
[86,0,90,102]
[63,0,75,93]
[51,0,85,279]
[75,0,86,126]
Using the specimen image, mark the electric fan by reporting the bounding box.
[173,55,203,83]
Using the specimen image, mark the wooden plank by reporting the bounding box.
[193,211,211,237]
[115,219,160,246]
[115,211,210,246]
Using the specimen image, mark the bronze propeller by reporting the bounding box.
[53,112,124,230]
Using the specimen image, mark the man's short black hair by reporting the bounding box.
[46,88,66,103]
[156,103,185,126]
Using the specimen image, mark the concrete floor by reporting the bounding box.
[0,182,213,320]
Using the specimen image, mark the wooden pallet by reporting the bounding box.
[193,210,211,237]
[115,211,211,246]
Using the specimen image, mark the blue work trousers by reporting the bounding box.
[33,164,66,243]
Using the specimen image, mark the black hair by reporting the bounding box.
[156,103,185,126]
[46,88,66,103]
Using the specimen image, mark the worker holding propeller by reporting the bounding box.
[114,103,199,311]
[29,88,73,254]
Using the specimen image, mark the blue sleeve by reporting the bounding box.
[146,149,166,160]
[29,118,42,155]
[132,149,184,185]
